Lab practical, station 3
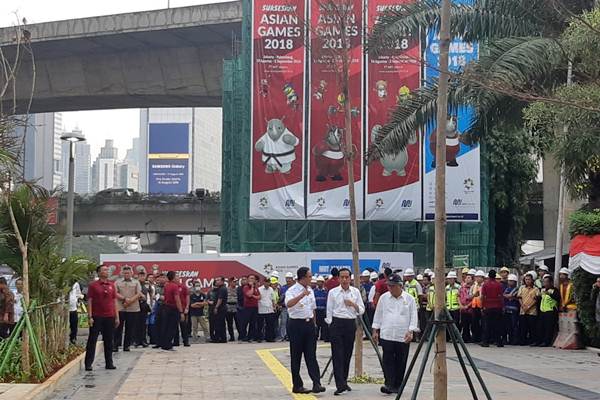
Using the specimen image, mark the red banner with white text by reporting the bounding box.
[250,0,306,219]
[307,0,364,219]
[365,0,421,220]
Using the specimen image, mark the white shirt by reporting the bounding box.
[368,285,377,303]
[257,129,299,166]
[258,286,276,314]
[285,282,316,319]
[14,292,23,322]
[68,282,83,312]
[372,291,419,342]
[325,285,365,324]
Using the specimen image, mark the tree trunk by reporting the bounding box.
[433,0,451,399]
[7,201,30,374]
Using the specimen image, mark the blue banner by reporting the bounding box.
[149,123,189,154]
[311,259,381,276]
[148,159,189,194]
[148,123,190,194]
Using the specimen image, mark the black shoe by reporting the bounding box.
[112,348,119,352]
[334,388,346,395]
[141,343,149,348]
[381,386,393,394]
[230,337,235,342]
[123,347,130,352]
[497,343,504,348]
[152,345,161,349]
[70,339,77,345]
[345,385,352,392]
[292,387,311,394]
[105,365,116,370]
[85,366,92,371]
[312,385,326,393]
[480,343,489,348]
[183,343,191,347]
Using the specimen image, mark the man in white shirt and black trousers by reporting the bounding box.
[326,268,365,396]
[285,267,326,395]
[372,273,419,395]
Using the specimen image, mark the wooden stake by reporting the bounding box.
[433,0,451,399]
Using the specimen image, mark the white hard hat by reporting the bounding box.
[416,274,424,280]
[508,274,518,282]
[538,265,549,271]
[270,271,279,278]
[475,270,485,277]
[424,268,432,275]
[559,268,570,276]
[404,268,415,276]
[370,272,378,280]
[526,270,538,281]
[311,277,317,283]
[430,272,435,279]
[468,269,476,275]
[316,275,324,282]
[285,272,294,279]
[447,271,457,279]
[361,270,371,277]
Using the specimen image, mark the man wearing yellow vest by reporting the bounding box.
[537,275,561,347]
[446,271,461,326]
[402,269,423,304]
[558,268,576,312]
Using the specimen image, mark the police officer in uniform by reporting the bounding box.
[446,271,461,326]
[285,267,326,394]
[537,275,561,346]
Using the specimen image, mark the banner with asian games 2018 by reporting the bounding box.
[250,0,306,219]
[423,0,480,221]
[365,0,421,220]
[307,0,364,220]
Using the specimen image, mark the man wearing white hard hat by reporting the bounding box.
[517,272,540,345]
[403,269,423,307]
[470,270,485,342]
[535,265,549,289]
[360,270,375,333]
[558,268,576,312]
[503,274,520,345]
[278,272,295,341]
[445,271,461,326]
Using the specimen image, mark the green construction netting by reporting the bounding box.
[220,0,494,267]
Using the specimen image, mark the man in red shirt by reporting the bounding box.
[173,277,190,347]
[325,268,340,291]
[480,270,504,347]
[240,275,261,342]
[373,267,393,307]
[159,271,184,350]
[85,265,120,371]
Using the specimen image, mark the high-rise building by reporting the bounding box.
[60,128,91,194]
[92,139,119,192]
[99,139,119,159]
[116,162,139,191]
[138,108,222,193]
[125,137,140,167]
[15,113,64,190]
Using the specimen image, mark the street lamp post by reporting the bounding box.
[61,130,86,257]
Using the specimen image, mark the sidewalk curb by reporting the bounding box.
[1,341,102,400]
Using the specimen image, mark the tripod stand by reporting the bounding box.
[395,309,492,400]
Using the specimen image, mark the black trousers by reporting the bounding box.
[240,307,258,341]
[482,308,503,346]
[85,316,115,368]
[114,311,137,349]
[213,309,227,342]
[159,305,179,350]
[503,311,520,345]
[69,310,79,343]
[289,319,321,389]
[329,317,356,390]
[519,314,538,345]
[315,309,329,341]
[417,307,428,339]
[472,308,482,342]
[257,312,276,341]
[538,311,558,346]
[226,311,238,339]
[460,311,472,342]
[174,316,190,346]
[380,339,410,390]
[136,311,149,345]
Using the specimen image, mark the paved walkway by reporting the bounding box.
[45,340,600,400]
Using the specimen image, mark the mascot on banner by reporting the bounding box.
[429,115,472,168]
[255,117,300,174]
[371,124,416,177]
[313,125,345,181]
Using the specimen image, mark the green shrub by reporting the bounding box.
[569,209,600,237]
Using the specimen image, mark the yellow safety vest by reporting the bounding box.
[540,289,558,312]
[559,282,576,311]
[446,284,460,311]
[406,279,419,301]
[426,285,435,312]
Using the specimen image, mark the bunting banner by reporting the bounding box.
[365,0,421,220]
[306,0,364,219]
[250,0,306,219]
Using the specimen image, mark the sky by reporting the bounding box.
[0,0,229,156]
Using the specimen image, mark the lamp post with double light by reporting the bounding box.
[60,130,86,257]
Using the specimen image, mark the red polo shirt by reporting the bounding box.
[179,282,189,309]
[481,280,504,310]
[243,284,259,308]
[375,278,388,299]
[88,279,116,318]
[325,277,340,291]
[164,281,180,308]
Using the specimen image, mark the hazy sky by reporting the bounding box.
[0,0,228,156]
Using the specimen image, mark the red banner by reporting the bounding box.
[365,0,421,220]
[250,0,306,219]
[307,0,363,219]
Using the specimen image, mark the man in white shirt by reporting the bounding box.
[325,268,365,395]
[258,278,277,342]
[372,273,418,395]
[285,267,325,395]
[68,281,84,344]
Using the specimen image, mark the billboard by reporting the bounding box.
[365,0,421,221]
[148,123,190,194]
[306,0,364,219]
[250,0,306,219]
[100,251,414,289]
[423,0,480,221]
